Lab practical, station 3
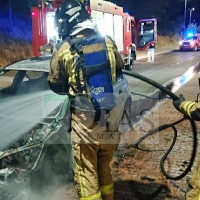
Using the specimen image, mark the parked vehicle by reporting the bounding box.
[179,34,200,51]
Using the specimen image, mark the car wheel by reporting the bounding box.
[194,45,198,51]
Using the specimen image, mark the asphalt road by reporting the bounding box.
[127,48,200,100]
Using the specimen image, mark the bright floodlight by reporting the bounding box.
[46,12,59,42]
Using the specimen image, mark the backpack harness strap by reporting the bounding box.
[65,35,115,130]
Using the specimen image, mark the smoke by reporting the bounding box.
[0,90,64,150]
[0,137,74,200]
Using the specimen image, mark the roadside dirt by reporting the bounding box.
[110,96,199,200]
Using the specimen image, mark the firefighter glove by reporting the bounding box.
[173,94,185,111]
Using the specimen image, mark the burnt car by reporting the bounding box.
[0,57,132,199]
[179,34,200,51]
[0,57,73,199]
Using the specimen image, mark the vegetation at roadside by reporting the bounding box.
[0,7,32,68]
[0,35,32,68]
[0,34,181,67]
[156,35,181,48]
[0,33,181,68]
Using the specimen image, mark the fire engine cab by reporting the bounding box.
[31,0,157,70]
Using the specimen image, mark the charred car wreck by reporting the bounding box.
[0,56,132,199]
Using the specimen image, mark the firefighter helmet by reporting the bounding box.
[55,0,90,39]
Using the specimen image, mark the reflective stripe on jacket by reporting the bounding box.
[48,31,124,92]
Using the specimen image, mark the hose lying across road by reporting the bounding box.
[122,69,198,180]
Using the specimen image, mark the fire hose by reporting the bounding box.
[122,69,198,181]
[0,70,197,183]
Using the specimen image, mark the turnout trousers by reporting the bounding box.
[71,106,123,200]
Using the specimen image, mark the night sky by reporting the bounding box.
[114,0,200,24]
[115,0,200,35]
[0,0,199,36]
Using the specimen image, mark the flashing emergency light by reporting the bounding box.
[46,12,59,42]
[187,33,193,37]
[31,11,37,17]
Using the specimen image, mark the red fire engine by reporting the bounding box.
[31,0,157,69]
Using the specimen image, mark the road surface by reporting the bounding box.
[127,48,200,100]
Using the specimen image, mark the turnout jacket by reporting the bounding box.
[47,30,124,94]
[47,30,125,200]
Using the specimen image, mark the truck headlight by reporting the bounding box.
[179,41,183,45]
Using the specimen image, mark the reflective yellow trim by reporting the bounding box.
[61,53,76,86]
[78,164,88,197]
[106,43,114,48]
[100,183,114,195]
[106,44,116,83]
[59,41,116,87]
[58,49,71,59]
[198,193,200,200]
[80,192,102,200]
[82,43,105,54]
[76,158,87,197]
[63,54,74,62]
[182,101,196,117]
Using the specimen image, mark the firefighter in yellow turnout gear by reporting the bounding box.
[47,1,124,199]
[173,94,200,200]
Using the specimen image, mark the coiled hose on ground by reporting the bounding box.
[122,69,197,180]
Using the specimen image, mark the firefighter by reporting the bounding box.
[173,95,200,200]
[47,1,124,200]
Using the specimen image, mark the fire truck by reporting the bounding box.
[31,0,157,70]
